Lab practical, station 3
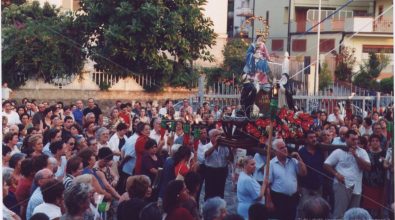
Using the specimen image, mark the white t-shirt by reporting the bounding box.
[3,111,21,125]
[359,126,373,136]
[149,129,168,151]
[159,107,167,116]
[327,113,344,124]
[33,203,62,220]
[108,133,127,161]
[324,148,370,194]
[2,87,12,100]
[332,137,346,145]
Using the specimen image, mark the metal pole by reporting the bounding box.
[251,0,256,41]
[287,0,292,54]
[314,0,322,96]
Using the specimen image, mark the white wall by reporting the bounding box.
[196,0,229,67]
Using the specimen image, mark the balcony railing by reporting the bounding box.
[291,17,393,33]
[236,7,253,17]
[373,19,393,32]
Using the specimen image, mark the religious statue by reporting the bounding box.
[243,36,271,84]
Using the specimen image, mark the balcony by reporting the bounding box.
[290,17,393,33]
[236,7,253,17]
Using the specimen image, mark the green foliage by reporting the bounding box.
[334,46,356,82]
[99,82,110,91]
[222,38,248,75]
[353,52,390,90]
[380,77,394,94]
[76,0,217,88]
[319,62,333,90]
[2,1,86,88]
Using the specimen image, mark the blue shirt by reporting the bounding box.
[267,157,299,196]
[202,142,229,168]
[26,187,43,220]
[158,157,175,199]
[73,109,84,126]
[298,147,325,190]
[253,153,267,182]
[237,171,263,219]
[121,134,138,175]
[42,143,53,157]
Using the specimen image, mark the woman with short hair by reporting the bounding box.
[117,175,151,220]
[61,182,93,220]
[163,180,194,220]
[237,156,266,219]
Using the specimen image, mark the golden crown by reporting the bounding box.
[240,16,270,44]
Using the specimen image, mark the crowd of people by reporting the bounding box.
[1,96,394,220]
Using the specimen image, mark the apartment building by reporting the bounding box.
[253,0,393,78]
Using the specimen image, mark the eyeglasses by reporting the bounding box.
[68,142,75,146]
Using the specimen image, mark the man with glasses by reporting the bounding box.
[324,130,371,219]
[26,168,54,219]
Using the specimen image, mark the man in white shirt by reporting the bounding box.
[2,82,12,101]
[332,126,348,145]
[2,101,21,125]
[327,106,344,126]
[26,168,54,219]
[108,123,128,161]
[149,118,167,152]
[33,179,64,220]
[202,129,232,200]
[159,99,173,116]
[324,130,371,219]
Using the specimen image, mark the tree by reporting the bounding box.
[334,46,356,82]
[380,77,393,94]
[319,62,333,90]
[222,38,248,75]
[76,0,217,90]
[2,1,86,88]
[353,52,389,89]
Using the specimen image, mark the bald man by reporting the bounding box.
[26,168,54,220]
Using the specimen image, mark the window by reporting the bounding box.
[319,39,335,53]
[284,7,289,24]
[292,39,307,52]
[362,45,393,53]
[272,39,284,51]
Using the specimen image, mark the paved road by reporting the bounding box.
[198,167,238,215]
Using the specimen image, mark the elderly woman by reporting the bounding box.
[3,167,21,217]
[163,180,194,220]
[29,134,44,157]
[61,182,93,220]
[237,156,266,219]
[96,127,110,150]
[203,197,227,220]
[117,175,151,220]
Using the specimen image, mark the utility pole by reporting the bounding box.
[314,0,322,95]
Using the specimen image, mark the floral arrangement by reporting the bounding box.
[245,108,314,141]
